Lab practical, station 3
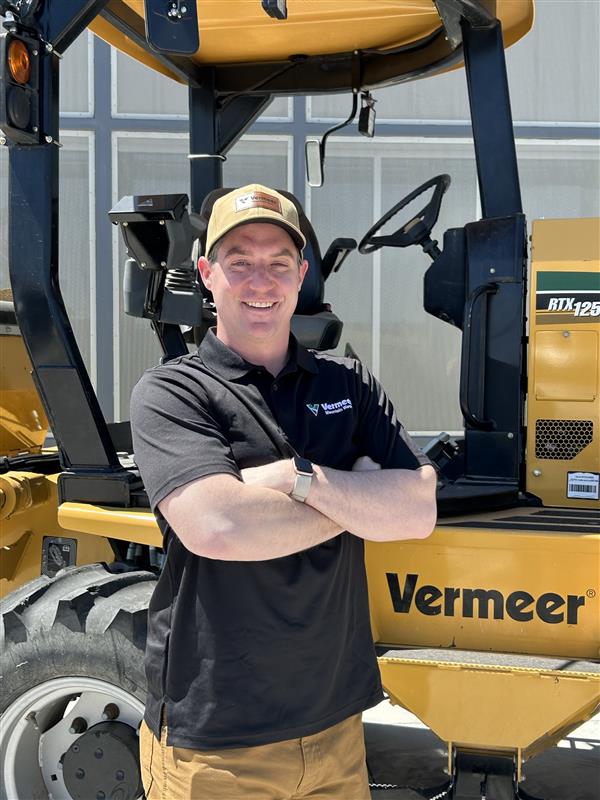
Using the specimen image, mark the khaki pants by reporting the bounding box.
[139,713,370,800]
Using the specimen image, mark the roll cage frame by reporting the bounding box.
[4,0,525,510]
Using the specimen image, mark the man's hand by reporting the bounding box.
[306,461,437,542]
[241,459,295,494]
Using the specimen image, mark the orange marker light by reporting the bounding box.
[7,39,31,85]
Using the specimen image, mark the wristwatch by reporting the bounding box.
[290,456,314,502]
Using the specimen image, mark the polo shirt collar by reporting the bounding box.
[197,328,318,379]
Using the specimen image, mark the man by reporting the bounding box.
[130,184,437,799]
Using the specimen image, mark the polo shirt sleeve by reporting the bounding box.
[130,367,241,511]
[353,362,432,471]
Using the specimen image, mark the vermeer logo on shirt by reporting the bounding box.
[307,399,353,416]
[235,191,282,214]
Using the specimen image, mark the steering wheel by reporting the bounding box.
[358,174,451,255]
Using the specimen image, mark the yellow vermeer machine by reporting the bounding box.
[1,2,598,799]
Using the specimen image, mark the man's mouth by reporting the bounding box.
[242,301,277,309]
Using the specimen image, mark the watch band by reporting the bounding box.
[290,456,314,503]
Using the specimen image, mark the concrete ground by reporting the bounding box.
[364,700,599,800]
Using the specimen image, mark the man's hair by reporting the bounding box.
[207,244,219,264]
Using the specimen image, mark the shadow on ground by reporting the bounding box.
[365,722,600,800]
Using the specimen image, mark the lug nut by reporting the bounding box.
[75,768,85,780]
[115,770,125,781]
[102,703,120,720]
[70,717,88,734]
[69,717,88,734]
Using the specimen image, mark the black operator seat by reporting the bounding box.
[192,188,344,352]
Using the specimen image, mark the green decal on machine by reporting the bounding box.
[537,271,600,292]
[536,271,600,322]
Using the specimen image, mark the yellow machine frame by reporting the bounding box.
[1,1,599,796]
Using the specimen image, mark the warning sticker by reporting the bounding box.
[567,472,599,500]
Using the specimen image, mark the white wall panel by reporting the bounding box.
[60,32,92,115]
[307,149,375,369]
[378,141,476,432]
[59,133,94,376]
[516,141,600,219]
[309,1,600,126]
[0,135,93,374]
[507,0,600,125]
[113,50,291,119]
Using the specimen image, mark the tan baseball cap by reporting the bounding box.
[205,184,306,257]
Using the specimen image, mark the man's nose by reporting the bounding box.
[248,266,274,289]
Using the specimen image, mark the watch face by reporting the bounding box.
[294,456,313,475]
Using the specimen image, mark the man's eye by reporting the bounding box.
[231,261,250,269]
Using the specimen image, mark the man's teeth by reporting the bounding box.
[245,301,275,308]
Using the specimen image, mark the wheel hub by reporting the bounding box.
[63,721,142,800]
[0,677,145,800]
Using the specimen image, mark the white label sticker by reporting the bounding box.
[567,472,599,500]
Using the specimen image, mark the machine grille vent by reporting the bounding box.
[535,419,593,460]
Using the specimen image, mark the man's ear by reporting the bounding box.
[298,259,309,289]
[198,256,212,290]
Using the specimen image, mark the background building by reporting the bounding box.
[1,0,599,430]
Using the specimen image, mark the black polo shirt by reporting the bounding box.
[130,330,430,749]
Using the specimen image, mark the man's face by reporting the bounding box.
[198,223,308,352]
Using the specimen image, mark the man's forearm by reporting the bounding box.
[214,484,344,560]
[241,459,437,542]
[160,476,343,561]
[306,464,437,541]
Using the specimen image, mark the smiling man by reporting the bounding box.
[130,184,437,800]
[198,191,308,376]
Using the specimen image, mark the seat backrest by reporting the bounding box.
[196,188,324,314]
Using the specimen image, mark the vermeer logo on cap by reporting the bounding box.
[235,191,282,214]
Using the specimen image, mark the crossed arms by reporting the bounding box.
[158,458,437,561]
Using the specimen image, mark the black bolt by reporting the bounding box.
[69,717,88,734]
[102,703,120,720]
[96,793,105,800]
[75,768,85,780]
[94,748,104,759]
[71,745,79,753]
[115,770,125,781]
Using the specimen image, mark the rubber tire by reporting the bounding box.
[0,563,156,797]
